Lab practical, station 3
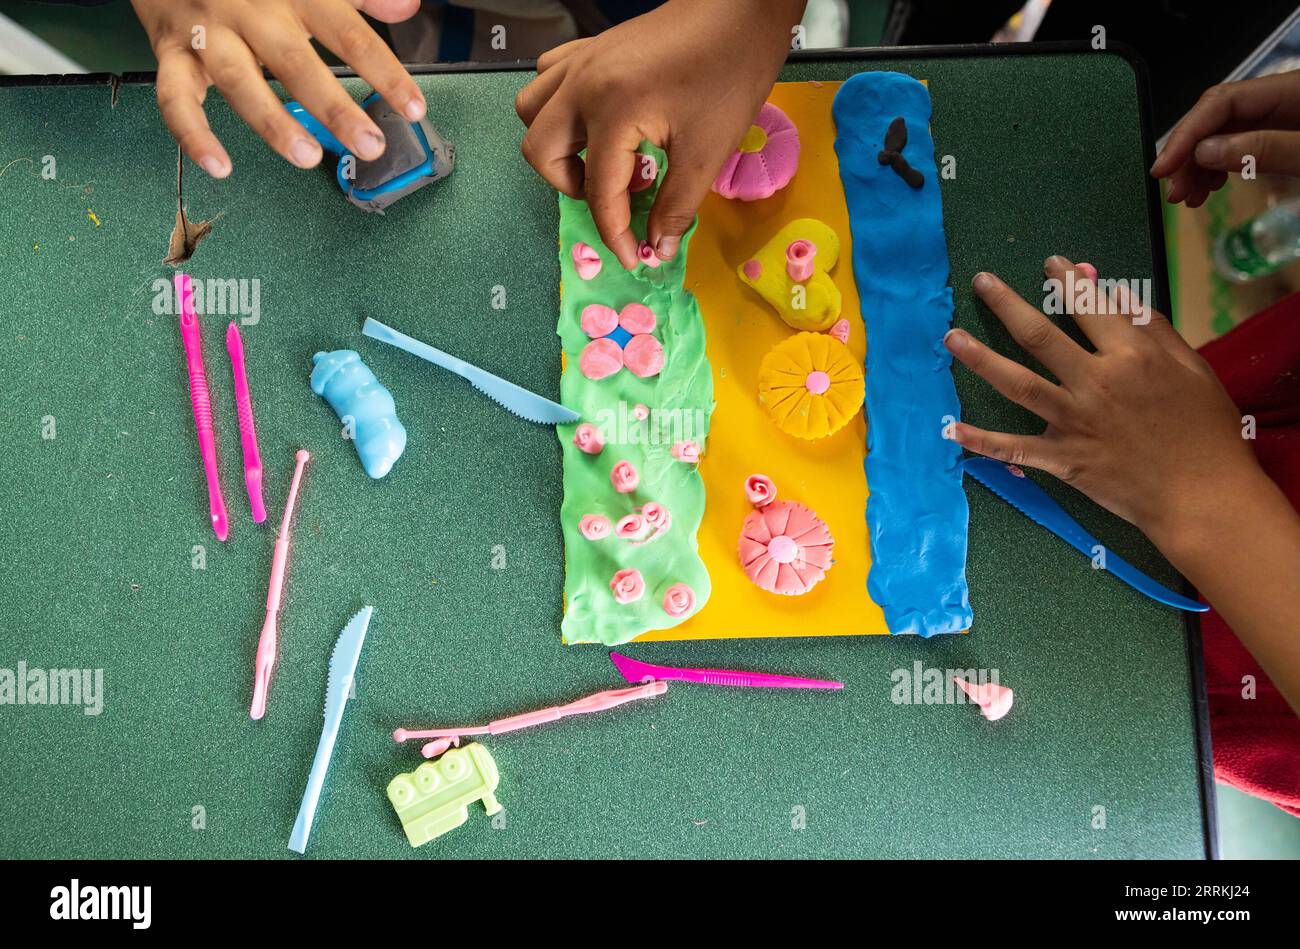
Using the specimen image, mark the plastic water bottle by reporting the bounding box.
[1214,196,1300,282]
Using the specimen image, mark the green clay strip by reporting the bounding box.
[556,145,714,645]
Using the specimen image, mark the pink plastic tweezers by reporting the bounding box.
[250,449,310,720]
[176,273,229,541]
[225,323,266,523]
[393,681,668,758]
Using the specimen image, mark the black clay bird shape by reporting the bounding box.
[876,116,925,189]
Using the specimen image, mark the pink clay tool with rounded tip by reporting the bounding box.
[393,681,668,755]
[225,322,266,523]
[176,272,229,542]
[250,448,311,720]
[951,675,1014,721]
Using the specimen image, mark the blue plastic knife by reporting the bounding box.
[288,605,372,854]
[963,457,1208,612]
[362,318,580,425]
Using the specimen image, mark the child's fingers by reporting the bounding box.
[1151,73,1300,179]
[582,125,642,269]
[537,38,589,73]
[305,0,426,122]
[971,272,1087,384]
[352,0,422,24]
[198,29,323,168]
[155,47,231,178]
[645,140,716,262]
[1042,255,1141,352]
[950,424,1067,480]
[944,328,1069,425]
[519,99,585,199]
[235,12,386,161]
[1193,129,1300,179]
[514,60,568,127]
[1046,257,1208,378]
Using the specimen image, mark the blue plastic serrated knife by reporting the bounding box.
[963,457,1208,613]
[362,317,580,425]
[288,605,372,855]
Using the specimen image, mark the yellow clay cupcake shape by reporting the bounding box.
[757,332,864,440]
[737,218,842,332]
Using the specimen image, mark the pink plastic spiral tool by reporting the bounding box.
[225,322,266,523]
[250,448,311,720]
[176,273,229,542]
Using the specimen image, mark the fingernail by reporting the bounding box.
[200,155,229,178]
[290,137,321,167]
[972,272,995,292]
[1195,137,1226,163]
[655,235,680,261]
[357,129,386,161]
[1078,261,1098,282]
[1044,254,1072,274]
[944,328,969,352]
[404,97,426,121]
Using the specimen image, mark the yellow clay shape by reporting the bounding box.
[737,218,842,332]
[757,332,864,440]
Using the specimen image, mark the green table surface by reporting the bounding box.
[0,49,1211,859]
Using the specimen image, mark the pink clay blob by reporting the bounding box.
[572,242,602,280]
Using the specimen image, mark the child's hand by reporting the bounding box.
[130,0,425,178]
[514,0,805,269]
[1151,70,1300,207]
[944,257,1259,552]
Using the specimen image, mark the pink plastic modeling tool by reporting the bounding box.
[176,272,229,541]
[225,322,267,523]
[250,448,311,720]
[609,651,843,690]
[951,675,1014,722]
[393,681,668,757]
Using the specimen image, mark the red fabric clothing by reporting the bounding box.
[1197,291,1300,816]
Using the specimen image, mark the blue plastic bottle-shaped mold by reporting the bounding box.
[311,350,406,478]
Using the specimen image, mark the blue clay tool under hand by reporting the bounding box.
[288,605,371,855]
[362,317,580,425]
[310,349,406,478]
[963,457,1208,612]
[286,92,454,213]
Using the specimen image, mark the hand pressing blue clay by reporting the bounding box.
[310,350,406,479]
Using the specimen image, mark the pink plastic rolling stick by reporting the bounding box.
[250,449,311,720]
[392,681,668,757]
[225,322,267,523]
[176,273,229,542]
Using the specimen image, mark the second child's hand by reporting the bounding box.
[948,257,1300,715]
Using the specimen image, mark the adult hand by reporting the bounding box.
[131,0,425,177]
[514,0,805,268]
[1151,70,1300,207]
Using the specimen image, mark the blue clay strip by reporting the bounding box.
[833,72,972,637]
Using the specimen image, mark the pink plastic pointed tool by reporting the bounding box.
[176,273,229,541]
[610,651,842,689]
[393,681,668,757]
[951,676,1014,721]
[226,322,267,523]
[250,449,310,720]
